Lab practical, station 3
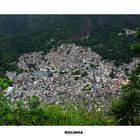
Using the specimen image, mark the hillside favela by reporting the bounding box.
[0,15,140,125]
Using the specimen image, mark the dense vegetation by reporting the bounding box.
[1,15,140,75]
[130,28,140,54]
[0,94,113,125]
[110,68,140,125]
[109,28,140,125]
[0,76,12,90]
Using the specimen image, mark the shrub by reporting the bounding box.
[0,94,110,125]
[0,77,12,90]
[136,28,140,38]
[110,72,140,125]
[130,43,140,54]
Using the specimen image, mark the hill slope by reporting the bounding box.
[0,15,140,75]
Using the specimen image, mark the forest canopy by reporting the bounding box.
[1,15,140,75]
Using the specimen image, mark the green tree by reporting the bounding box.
[136,27,140,38]
[0,77,12,90]
[110,27,140,125]
[110,73,140,125]
[130,43,140,54]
